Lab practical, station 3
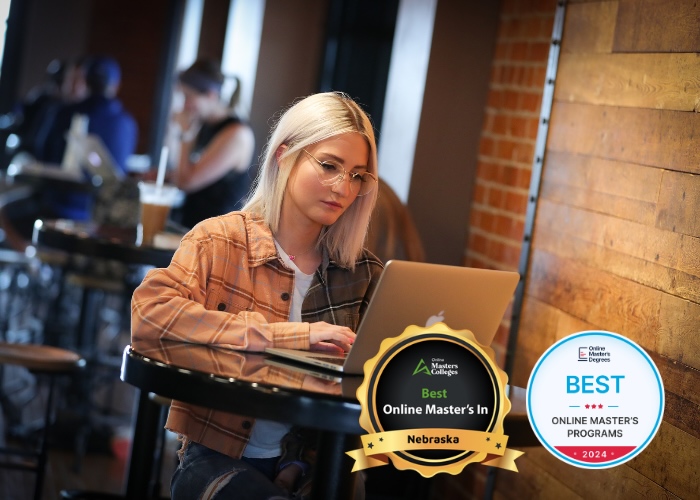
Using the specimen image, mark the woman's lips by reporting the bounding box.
[323,200,343,210]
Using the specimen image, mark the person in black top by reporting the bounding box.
[168,58,255,228]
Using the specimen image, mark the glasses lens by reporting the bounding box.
[356,173,375,196]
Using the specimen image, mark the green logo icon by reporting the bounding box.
[413,359,431,376]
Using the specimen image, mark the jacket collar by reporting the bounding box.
[242,213,347,285]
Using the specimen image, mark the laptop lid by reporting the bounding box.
[266,260,520,375]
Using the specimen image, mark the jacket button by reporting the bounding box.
[281,292,290,301]
[242,420,252,429]
[217,303,226,311]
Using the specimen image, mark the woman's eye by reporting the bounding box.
[320,162,340,172]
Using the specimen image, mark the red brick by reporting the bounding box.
[530,66,548,88]
[508,116,528,138]
[479,137,495,156]
[503,90,520,111]
[492,114,508,135]
[512,218,526,240]
[517,167,532,189]
[503,242,522,268]
[510,41,529,61]
[528,41,551,62]
[470,232,489,255]
[505,190,528,213]
[487,89,503,108]
[533,0,558,15]
[525,116,540,139]
[514,141,535,164]
[502,165,519,185]
[495,214,512,236]
[487,187,505,209]
[520,91,542,113]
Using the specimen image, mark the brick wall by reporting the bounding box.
[432,0,557,498]
[463,0,557,369]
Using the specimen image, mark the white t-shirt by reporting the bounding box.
[242,241,315,458]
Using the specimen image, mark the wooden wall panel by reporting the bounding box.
[497,1,699,498]
[626,423,700,499]
[657,170,700,238]
[561,1,617,54]
[614,0,700,53]
[555,53,700,111]
[541,151,661,225]
[532,209,700,304]
[547,102,700,174]
[517,447,683,499]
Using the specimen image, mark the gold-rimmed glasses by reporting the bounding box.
[302,149,376,196]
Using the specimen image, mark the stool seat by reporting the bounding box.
[0,342,84,500]
[0,342,84,372]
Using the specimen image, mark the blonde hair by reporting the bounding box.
[243,92,378,268]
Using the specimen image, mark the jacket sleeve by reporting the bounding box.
[130,229,311,351]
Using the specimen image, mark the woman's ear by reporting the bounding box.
[275,144,288,165]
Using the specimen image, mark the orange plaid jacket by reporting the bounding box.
[131,211,383,458]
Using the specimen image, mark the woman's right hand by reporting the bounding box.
[308,322,356,353]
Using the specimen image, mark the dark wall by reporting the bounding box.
[319,0,399,132]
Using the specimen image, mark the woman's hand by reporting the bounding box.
[308,322,356,353]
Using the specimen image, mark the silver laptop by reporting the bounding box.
[265,260,520,374]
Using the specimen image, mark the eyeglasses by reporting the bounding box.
[302,149,376,196]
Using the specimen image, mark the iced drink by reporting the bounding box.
[137,182,180,246]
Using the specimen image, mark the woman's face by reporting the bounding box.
[179,84,217,117]
[282,133,370,230]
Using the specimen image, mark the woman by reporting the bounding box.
[132,92,382,499]
[170,58,256,228]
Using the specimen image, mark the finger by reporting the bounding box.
[310,341,347,354]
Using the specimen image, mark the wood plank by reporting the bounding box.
[492,451,579,500]
[561,1,618,54]
[657,293,700,370]
[614,0,700,53]
[528,250,700,370]
[533,201,700,303]
[627,423,700,499]
[555,53,700,112]
[656,170,700,238]
[524,445,683,499]
[534,199,700,281]
[648,351,700,407]
[542,151,661,226]
[548,102,700,175]
[664,391,700,440]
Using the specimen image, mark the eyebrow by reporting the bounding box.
[315,152,368,171]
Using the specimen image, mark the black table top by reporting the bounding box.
[121,339,537,445]
[122,339,364,434]
[32,218,177,268]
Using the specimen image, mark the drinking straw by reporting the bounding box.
[156,145,168,193]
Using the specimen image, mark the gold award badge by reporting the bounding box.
[348,323,523,477]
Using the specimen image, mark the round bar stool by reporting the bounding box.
[0,342,85,500]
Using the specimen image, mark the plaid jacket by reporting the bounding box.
[131,211,383,458]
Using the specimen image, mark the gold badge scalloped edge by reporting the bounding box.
[355,322,511,477]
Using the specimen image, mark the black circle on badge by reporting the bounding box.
[368,334,499,462]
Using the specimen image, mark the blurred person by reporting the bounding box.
[7,58,87,160]
[45,55,137,175]
[366,177,426,263]
[42,55,138,220]
[167,57,255,228]
[132,92,379,499]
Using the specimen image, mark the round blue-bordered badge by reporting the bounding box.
[527,330,664,468]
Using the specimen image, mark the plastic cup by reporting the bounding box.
[137,181,180,246]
